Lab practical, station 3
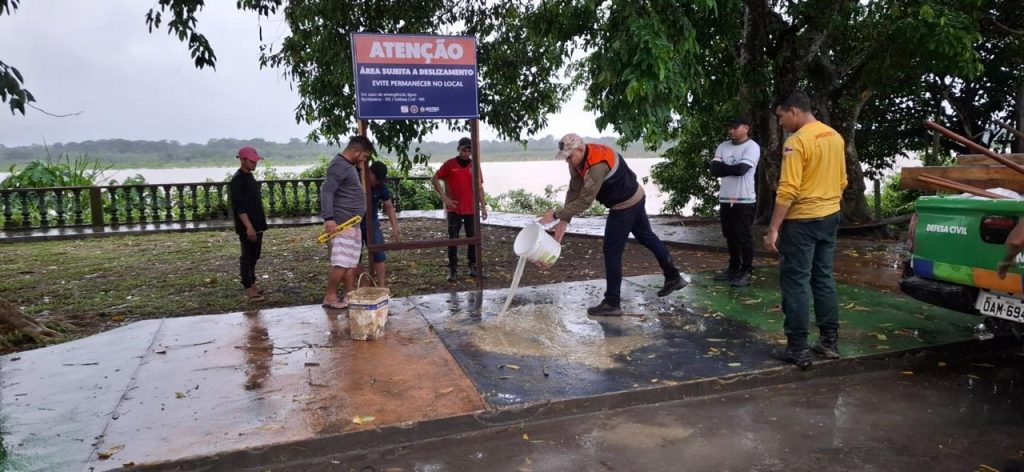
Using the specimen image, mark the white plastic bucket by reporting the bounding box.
[514,222,561,267]
[348,273,389,341]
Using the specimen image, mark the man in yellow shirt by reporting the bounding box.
[764,90,847,369]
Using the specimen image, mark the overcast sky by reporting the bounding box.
[0,1,608,147]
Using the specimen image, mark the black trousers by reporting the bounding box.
[719,203,755,272]
[447,213,476,268]
[238,232,263,288]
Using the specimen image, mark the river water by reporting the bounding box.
[0,155,921,216]
[0,158,673,214]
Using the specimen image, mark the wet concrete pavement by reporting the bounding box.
[416,271,978,406]
[302,351,1024,472]
[1,302,484,471]
[2,266,991,468]
[0,268,995,471]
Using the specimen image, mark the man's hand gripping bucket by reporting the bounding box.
[348,273,389,341]
[514,222,561,268]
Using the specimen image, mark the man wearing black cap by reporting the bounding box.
[432,137,488,282]
[709,116,761,287]
[361,160,400,286]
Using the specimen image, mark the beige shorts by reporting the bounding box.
[328,226,362,268]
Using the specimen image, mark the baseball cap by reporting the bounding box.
[555,133,584,160]
[727,116,751,128]
[237,146,263,162]
[370,160,388,182]
[457,137,472,150]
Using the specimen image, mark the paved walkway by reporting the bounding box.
[291,353,1024,472]
[0,267,984,471]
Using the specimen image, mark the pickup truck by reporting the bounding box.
[900,195,1024,337]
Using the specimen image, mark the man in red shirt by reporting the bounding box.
[432,137,488,282]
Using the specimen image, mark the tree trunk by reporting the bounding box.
[832,91,875,224]
[741,0,782,224]
[840,143,873,224]
[754,111,781,224]
[0,298,59,343]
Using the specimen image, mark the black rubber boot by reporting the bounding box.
[813,330,841,359]
[587,301,623,316]
[770,345,813,370]
[712,268,736,282]
[657,274,688,297]
[446,266,458,282]
[730,271,752,287]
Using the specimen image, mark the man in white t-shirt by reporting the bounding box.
[709,116,761,287]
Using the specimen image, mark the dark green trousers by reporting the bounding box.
[779,212,841,348]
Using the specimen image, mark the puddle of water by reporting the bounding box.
[499,256,528,316]
[469,304,660,369]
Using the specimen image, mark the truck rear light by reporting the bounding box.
[980,215,1018,244]
[907,212,918,253]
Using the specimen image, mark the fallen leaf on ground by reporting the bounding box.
[875,334,888,341]
[522,433,530,441]
[741,298,762,305]
[352,416,376,425]
[97,445,124,460]
[900,371,914,376]
[438,387,455,394]
[500,364,520,370]
[175,392,186,399]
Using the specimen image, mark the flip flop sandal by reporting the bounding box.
[321,299,349,309]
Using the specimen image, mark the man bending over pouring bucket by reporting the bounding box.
[540,133,688,316]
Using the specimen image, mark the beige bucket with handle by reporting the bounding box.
[348,273,389,340]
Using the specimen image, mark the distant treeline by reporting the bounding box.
[0,136,666,169]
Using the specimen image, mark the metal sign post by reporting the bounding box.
[352,33,485,291]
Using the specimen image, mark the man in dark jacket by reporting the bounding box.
[229,146,268,302]
[540,133,687,316]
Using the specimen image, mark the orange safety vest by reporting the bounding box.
[576,144,639,208]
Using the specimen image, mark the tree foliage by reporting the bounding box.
[3,0,1021,220]
[143,0,581,172]
[0,1,35,115]
[648,0,1021,222]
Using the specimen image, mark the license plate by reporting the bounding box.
[976,292,1024,324]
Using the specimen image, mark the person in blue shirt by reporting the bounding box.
[361,160,400,286]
